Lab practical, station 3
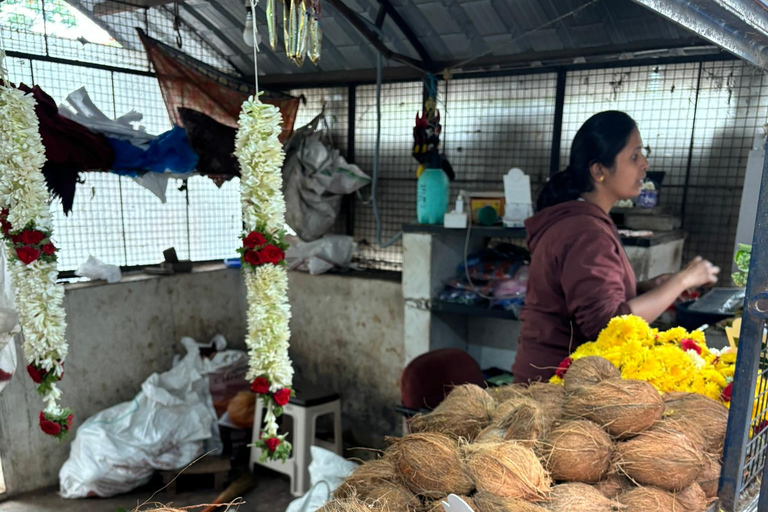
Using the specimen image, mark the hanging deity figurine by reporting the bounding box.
[266,0,278,50]
[413,96,441,164]
[308,0,322,65]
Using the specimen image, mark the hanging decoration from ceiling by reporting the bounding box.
[235,2,294,463]
[0,51,72,440]
[263,0,322,67]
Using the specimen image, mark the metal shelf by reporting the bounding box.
[402,223,527,239]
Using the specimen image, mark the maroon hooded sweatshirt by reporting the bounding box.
[512,200,636,383]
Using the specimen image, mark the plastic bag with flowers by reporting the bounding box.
[550,315,736,406]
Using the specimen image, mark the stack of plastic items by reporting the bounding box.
[437,245,529,316]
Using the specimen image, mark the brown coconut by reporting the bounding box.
[409,384,496,441]
[619,487,680,512]
[421,495,477,512]
[524,382,566,424]
[333,458,400,500]
[545,483,623,512]
[484,397,548,448]
[472,491,549,512]
[616,425,705,492]
[541,420,614,483]
[696,456,721,499]
[663,392,729,455]
[654,418,709,455]
[675,483,709,512]
[490,383,528,403]
[387,433,473,496]
[564,379,664,438]
[465,440,551,501]
[592,474,633,499]
[563,356,620,392]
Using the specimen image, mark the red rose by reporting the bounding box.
[264,437,281,452]
[243,232,267,249]
[39,413,62,436]
[681,339,702,355]
[1,220,11,236]
[273,388,291,406]
[42,243,56,255]
[27,364,45,384]
[721,382,733,403]
[244,250,262,266]
[555,357,572,378]
[16,246,40,264]
[10,234,21,244]
[20,230,45,245]
[260,244,285,265]
[66,414,74,429]
[0,209,7,220]
[251,377,270,395]
[757,420,768,435]
[0,368,12,381]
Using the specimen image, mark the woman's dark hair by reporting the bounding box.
[536,111,637,211]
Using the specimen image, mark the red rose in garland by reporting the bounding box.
[27,363,45,384]
[721,382,733,403]
[20,230,45,245]
[273,388,291,406]
[243,231,267,249]
[555,357,572,378]
[67,414,74,429]
[264,437,281,452]
[42,243,56,255]
[244,250,263,266]
[16,246,40,264]
[260,244,285,265]
[39,411,62,436]
[251,377,270,394]
[681,339,702,355]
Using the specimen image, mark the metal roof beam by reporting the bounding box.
[176,2,251,74]
[376,0,434,67]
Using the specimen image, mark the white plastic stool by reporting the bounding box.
[250,387,342,497]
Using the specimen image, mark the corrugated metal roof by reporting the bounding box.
[82,0,707,78]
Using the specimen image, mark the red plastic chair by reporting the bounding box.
[400,348,486,413]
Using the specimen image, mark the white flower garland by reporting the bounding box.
[235,96,294,461]
[0,53,69,428]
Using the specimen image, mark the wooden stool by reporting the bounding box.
[160,455,231,496]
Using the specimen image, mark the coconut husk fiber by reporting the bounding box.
[409,384,496,441]
[480,397,548,448]
[523,383,566,425]
[490,383,528,403]
[675,483,709,512]
[616,424,705,492]
[618,487,680,512]
[563,356,620,393]
[356,481,420,512]
[564,379,664,438]
[663,392,729,455]
[472,491,549,512]
[592,474,633,499]
[652,418,709,455]
[545,483,624,512]
[333,458,401,500]
[696,456,721,499]
[317,498,379,512]
[387,433,474,496]
[465,441,551,501]
[541,419,614,483]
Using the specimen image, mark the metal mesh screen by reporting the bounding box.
[1,0,234,73]
[2,2,244,271]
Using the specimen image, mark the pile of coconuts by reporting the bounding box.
[320,356,728,512]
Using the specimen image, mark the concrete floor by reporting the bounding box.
[0,468,294,512]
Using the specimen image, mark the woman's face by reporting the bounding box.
[605,128,649,199]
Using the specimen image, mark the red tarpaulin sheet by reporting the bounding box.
[138,29,299,142]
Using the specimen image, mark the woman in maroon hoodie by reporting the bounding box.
[512,111,719,384]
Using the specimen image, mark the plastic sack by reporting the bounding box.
[283,115,371,242]
[59,337,229,498]
[0,247,18,394]
[286,235,356,275]
[75,255,122,284]
[285,447,359,512]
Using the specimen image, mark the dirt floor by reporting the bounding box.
[0,467,294,512]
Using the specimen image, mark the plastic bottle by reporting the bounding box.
[417,167,449,224]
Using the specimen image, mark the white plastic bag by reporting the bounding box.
[59,338,225,498]
[75,256,122,284]
[0,246,18,394]
[286,235,357,275]
[285,447,359,512]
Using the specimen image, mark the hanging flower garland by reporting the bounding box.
[235,96,294,463]
[0,53,72,440]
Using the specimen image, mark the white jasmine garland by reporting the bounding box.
[0,54,69,421]
[235,95,294,456]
